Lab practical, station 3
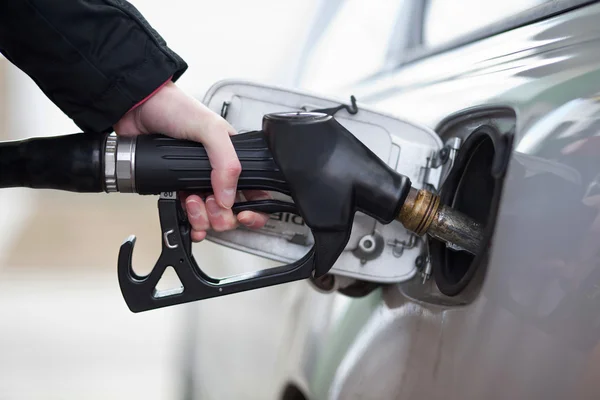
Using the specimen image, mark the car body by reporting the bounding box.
[190,1,600,399]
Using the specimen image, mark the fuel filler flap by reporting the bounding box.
[202,80,445,284]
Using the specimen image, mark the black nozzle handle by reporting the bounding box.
[261,112,412,277]
[0,132,106,192]
[133,130,290,195]
[0,129,289,196]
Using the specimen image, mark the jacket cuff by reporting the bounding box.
[128,75,173,113]
[70,41,187,134]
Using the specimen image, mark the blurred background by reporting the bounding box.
[0,1,356,399]
[0,0,549,399]
[0,2,322,399]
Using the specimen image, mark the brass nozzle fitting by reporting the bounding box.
[396,188,484,255]
[397,188,441,236]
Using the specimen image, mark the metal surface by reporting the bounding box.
[104,133,117,193]
[438,137,462,189]
[427,204,484,255]
[115,136,136,193]
[353,233,385,264]
[397,188,439,235]
[163,229,178,249]
[397,187,483,255]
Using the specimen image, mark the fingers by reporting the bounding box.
[191,230,207,242]
[237,211,267,229]
[183,193,238,242]
[182,190,271,242]
[237,190,271,229]
[199,117,241,210]
[184,194,210,232]
[210,165,240,209]
[182,193,211,243]
[205,195,239,232]
[243,190,272,200]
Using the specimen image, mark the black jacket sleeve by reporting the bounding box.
[0,0,188,133]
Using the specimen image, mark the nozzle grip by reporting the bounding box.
[134,131,289,195]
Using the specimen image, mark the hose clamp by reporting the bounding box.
[116,136,136,193]
[104,133,117,192]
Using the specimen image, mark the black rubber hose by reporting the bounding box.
[0,132,106,192]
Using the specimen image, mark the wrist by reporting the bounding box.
[114,77,173,136]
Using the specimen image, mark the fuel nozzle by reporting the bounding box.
[397,188,484,255]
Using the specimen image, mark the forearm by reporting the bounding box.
[0,0,187,133]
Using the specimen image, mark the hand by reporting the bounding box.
[114,80,270,242]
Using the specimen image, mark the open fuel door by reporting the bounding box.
[202,80,451,285]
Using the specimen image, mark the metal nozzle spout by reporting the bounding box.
[397,188,484,255]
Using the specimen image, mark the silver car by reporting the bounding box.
[187,1,600,398]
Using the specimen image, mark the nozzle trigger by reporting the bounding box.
[117,192,319,313]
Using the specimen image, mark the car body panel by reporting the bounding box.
[275,2,600,399]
